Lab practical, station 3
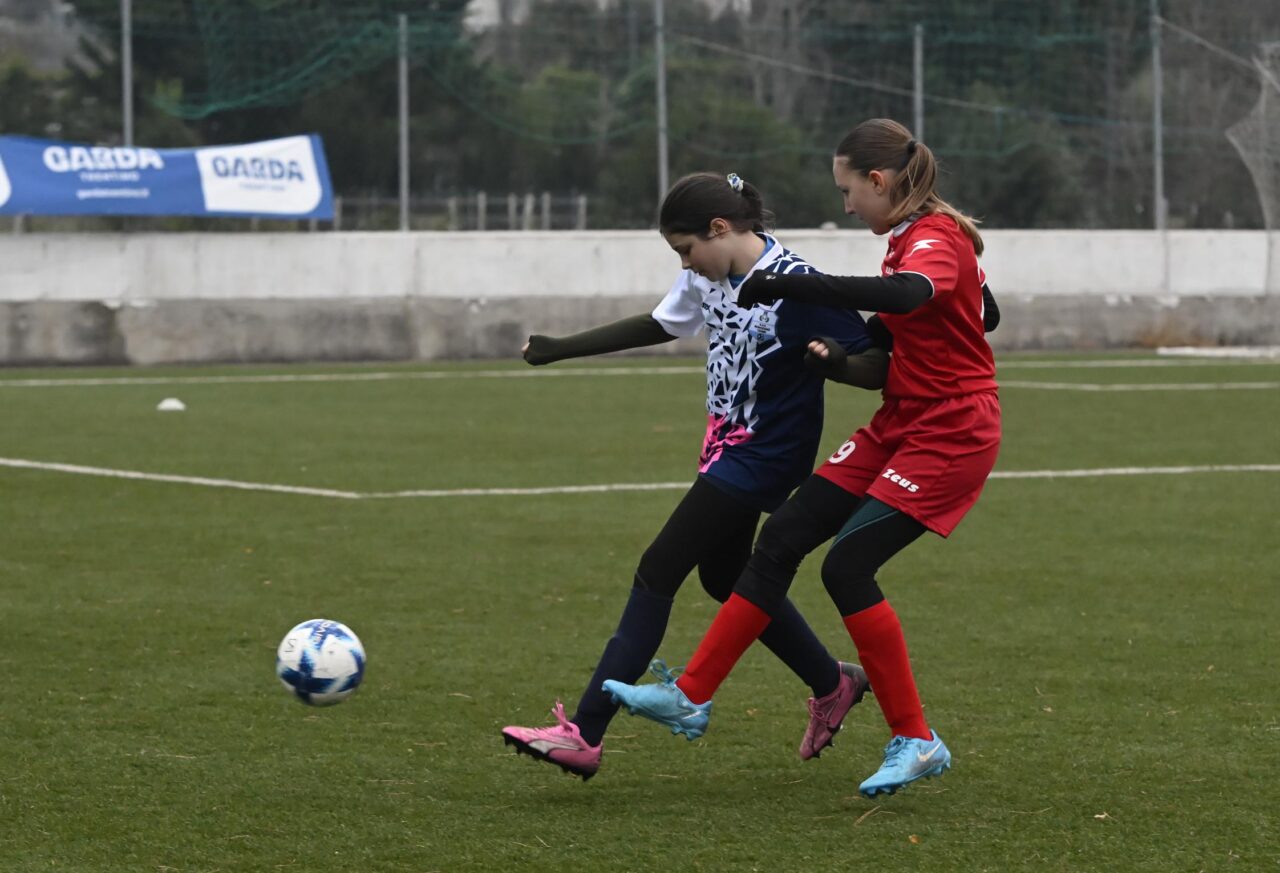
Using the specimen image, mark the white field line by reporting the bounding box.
[1005,357,1279,368]
[0,366,703,388]
[1000,380,1280,391]
[1158,345,1280,359]
[1,358,1279,389]
[0,457,363,499]
[3,456,1279,500]
[988,464,1280,479]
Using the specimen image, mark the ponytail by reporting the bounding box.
[835,119,984,256]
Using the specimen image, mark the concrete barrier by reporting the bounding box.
[0,230,1275,364]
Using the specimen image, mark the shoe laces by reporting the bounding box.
[648,659,685,686]
[550,700,572,729]
[807,674,846,721]
[881,735,911,766]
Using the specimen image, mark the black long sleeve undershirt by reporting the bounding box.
[805,341,890,389]
[523,313,675,365]
[981,283,1000,331]
[523,310,891,390]
[739,270,935,314]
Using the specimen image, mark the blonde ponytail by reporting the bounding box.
[835,119,984,256]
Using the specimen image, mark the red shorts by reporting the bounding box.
[816,391,1001,537]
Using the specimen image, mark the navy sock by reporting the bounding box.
[757,597,841,699]
[572,586,674,747]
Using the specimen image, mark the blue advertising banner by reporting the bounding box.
[0,134,334,220]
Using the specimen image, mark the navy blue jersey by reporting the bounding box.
[653,234,872,511]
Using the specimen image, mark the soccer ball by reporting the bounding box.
[275,619,366,706]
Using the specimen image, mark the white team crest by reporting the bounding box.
[907,239,940,255]
[749,308,778,342]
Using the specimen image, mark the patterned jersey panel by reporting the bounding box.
[695,240,872,509]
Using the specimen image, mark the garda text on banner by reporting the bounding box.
[0,134,334,220]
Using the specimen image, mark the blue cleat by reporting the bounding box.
[858,731,951,798]
[602,660,713,740]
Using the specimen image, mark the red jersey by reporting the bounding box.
[878,213,997,399]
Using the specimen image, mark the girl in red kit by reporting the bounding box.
[605,118,1001,799]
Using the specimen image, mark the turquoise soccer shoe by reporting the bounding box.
[858,731,951,797]
[602,659,713,740]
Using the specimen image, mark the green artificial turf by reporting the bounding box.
[1,353,1277,871]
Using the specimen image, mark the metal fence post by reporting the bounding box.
[398,14,410,232]
[522,193,535,230]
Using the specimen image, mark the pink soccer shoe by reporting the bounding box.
[799,661,871,760]
[502,701,603,781]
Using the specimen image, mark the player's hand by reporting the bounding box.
[803,336,848,375]
[523,335,560,366]
[736,271,790,309]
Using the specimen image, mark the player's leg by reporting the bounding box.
[670,471,874,706]
[569,478,760,740]
[819,498,947,796]
[604,475,866,736]
[830,392,1000,793]
[503,478,757,775]
[698,512,842,699]
[697,512,871,758]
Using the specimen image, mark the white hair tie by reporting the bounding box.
[727,173,744,193]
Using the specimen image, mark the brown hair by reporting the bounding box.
[834,118,983,256]
[659,172,774,237]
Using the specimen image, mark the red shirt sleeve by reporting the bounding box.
[895,234,959,298]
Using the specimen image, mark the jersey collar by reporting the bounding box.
[739,232,783,279]
[891,214,922,237]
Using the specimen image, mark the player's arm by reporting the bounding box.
[804,338,889,389]
[523,314,676,366]
[738,271,933,314]
[982,283,1000,331]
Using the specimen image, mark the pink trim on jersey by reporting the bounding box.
[699,414,753,472]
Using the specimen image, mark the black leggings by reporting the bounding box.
[734,474,927,617]
[633,476,761,601]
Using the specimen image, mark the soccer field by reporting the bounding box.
[2,353,1278,872]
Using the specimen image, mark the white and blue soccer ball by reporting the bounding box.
[275,619,366,706]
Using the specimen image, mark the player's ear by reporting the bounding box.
[707,217,731,237]
[867,169,888,195]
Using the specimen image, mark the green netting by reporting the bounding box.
[20,1,1280,228]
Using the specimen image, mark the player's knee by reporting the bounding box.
[633,547,684,599]
[697,567,734,603]
[821,540,883,615]
[753,503,814,570]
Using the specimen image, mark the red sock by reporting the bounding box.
[842,600,931,740]
[675,594,771,704]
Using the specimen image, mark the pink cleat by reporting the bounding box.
[502,701,602,781]
[799,662,871,761]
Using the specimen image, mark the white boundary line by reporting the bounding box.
[988,464,1280,479]
[1006,357,1279,368]
[0,457,363,499]
[1000,380,1280,391]
[1158,345,1280,359]
[3,457,1278,500]
[1,358,1278,389]
[0,366,703,389]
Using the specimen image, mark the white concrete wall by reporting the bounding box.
[1,229,1275,302]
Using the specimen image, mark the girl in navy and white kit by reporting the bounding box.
[502,172,889,780]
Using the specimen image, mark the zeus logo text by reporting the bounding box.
[881,468,920,493]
